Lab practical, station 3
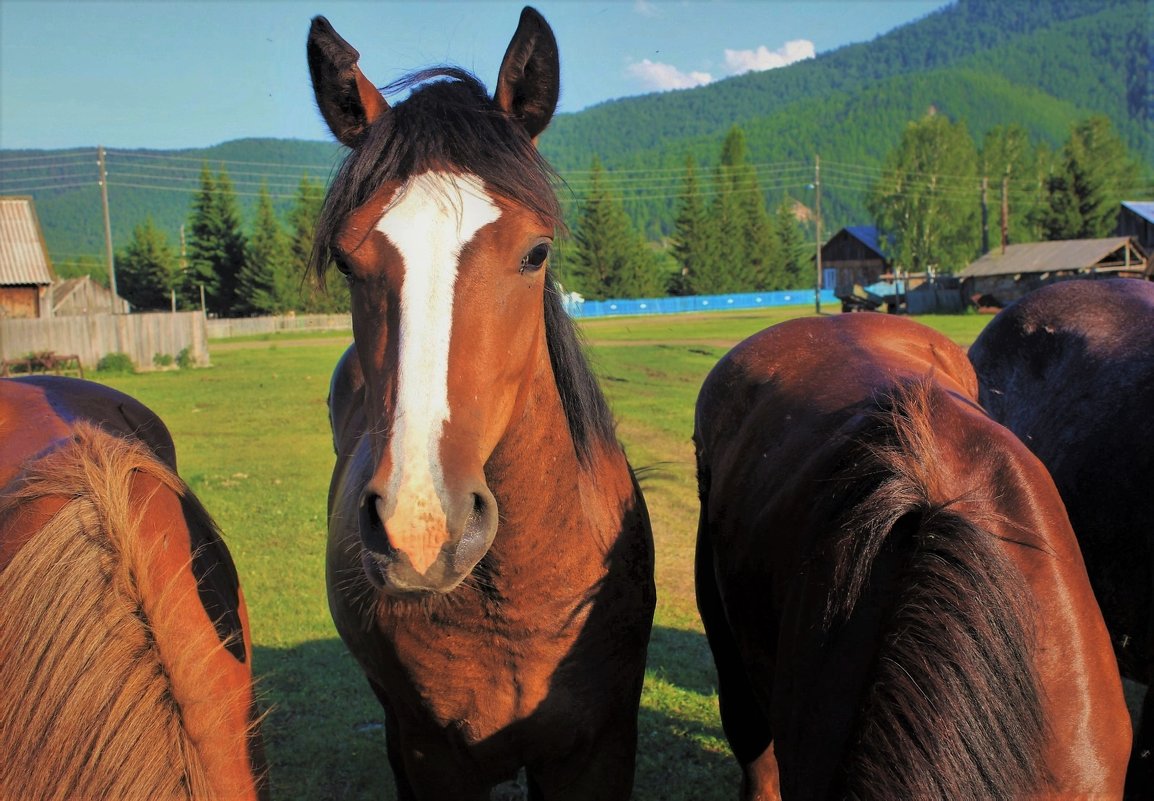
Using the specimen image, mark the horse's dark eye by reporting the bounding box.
[519,243,550,274]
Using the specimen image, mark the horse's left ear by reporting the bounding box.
[495,7,560,140]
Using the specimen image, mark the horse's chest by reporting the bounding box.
[387,617,579,744]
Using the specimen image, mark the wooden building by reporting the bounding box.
[959,236,1149,307]
[1118,201,1154,256]
[0,196,55,318]
[50,275,129,316]
[823,226,890,296]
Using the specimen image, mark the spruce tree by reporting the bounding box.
[116,216,179,311]
[773,198,809,291]
[708,127,773,292]
[182,165,219,310]
[669,156,715,295]
[238,184,294,315]
[568,158,660,301]
[184,164,248,316]
[1038,115,1135,240]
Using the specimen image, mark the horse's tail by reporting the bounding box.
[0,423,263,801]
[827,379,1048,801]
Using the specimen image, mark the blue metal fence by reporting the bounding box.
[563,288,839,319]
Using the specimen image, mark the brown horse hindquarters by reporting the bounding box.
[0,381,267,801]
[695,314,1128,800]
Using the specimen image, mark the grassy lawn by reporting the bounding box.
[94,308,992,800]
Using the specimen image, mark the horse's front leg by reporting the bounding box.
[370,679,492,801]
[523,721,640,801]
[740,742,782,801]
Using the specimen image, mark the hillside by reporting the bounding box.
[541,0,1148,168]
[1,0,1148,276]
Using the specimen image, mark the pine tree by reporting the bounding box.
[568,158,660,301]
[773,198,809,290]
[669,156,715,295]
[116,216,179,311]
[1038,115,1135,240]
[238,184,294,314]
[869,112,980,274]
[707,127,773,292]
[184,164,248,316]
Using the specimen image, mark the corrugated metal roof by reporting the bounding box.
[0,196,54,286]
[1122,200,1154,224]
[959,237,1138,279]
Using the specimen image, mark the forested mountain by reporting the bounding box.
[542,0,1148,168]
[1,0,1148,277]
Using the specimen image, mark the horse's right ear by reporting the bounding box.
[308,16,389,149]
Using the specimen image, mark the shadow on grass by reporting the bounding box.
[254,639,392,801]
[252,627,737,801]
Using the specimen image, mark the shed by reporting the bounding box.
[0,196,55,318]
[1118,201,1154,256]
[50,275,129,316]
[823,226,890,296]
[959,236,1149,307]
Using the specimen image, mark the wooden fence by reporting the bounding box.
[205,313,352,339]
[0,312,210,371]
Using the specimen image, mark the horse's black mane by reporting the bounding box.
[313,68,616,462]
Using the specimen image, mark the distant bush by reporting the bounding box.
[153,352,174,368]
[96,352,135,374]
[175,347,193,369]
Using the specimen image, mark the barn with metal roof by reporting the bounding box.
[959,236,1149,306]
[0,196,55,318]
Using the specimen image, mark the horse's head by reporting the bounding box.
[309,8,563,594]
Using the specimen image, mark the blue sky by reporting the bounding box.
[1,0,949,150]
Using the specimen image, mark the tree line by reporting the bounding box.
[115,165,346,316]
[115,111,1141,315]
[556,112,1143,300]
[557,128,812,301]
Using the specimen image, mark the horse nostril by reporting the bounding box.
[358,493,393,556]
[470,493,487,526]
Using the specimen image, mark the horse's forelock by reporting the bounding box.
[311,68,563,283]
[313,68,615,460]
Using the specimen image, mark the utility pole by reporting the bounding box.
[980,176,990,254]
[1000,175,1009,254]
[97,146,118,313]
[814,154,823,315]
[176,223,187,313]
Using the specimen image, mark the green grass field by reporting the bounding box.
[96,308,992,800]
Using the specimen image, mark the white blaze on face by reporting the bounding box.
[373,171,501,573]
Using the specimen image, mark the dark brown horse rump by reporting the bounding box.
[970,277,1154,798]
[695,313,1128,800]
[310,7,654,799]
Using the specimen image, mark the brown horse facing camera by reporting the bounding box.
[694,314,1129,800]
[308,7,655,800]
[0,376,267,801]
[969,277,1154,800]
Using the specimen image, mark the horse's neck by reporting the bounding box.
[485,368,634,576]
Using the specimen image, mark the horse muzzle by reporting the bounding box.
[357,483,497,594]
